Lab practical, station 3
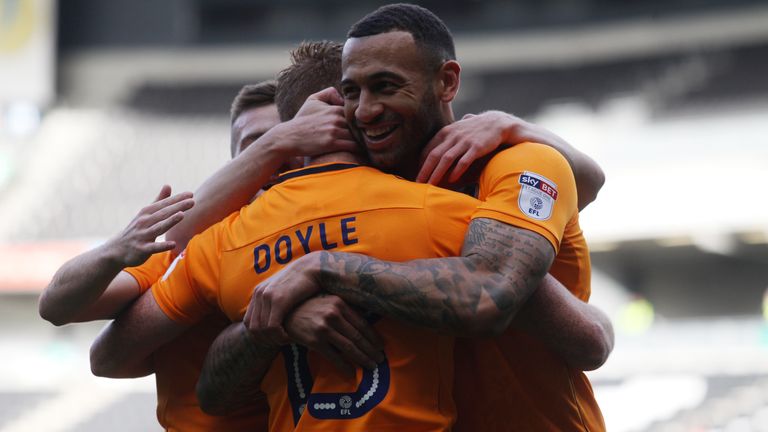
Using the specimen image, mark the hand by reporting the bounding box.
[417,111,519,185]
[106,185,194,267]
[271,87,358,158]
[286,295,384,375]
[244,254,323,346]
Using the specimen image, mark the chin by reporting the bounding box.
[369,154,399,173]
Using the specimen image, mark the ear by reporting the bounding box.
[436,60,461,103]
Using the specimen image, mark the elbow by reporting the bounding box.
[89,344,111,378]
[574,322,614,371]
[89,339,124,378]
[38,293,67,327]
[582,167,606,209]
[592,165,606,195]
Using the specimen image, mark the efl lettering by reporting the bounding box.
[275,235,293,265]
[253,244,271,274]
[295,226,313,254]
[319,222,338,250]
[340,217,358,245]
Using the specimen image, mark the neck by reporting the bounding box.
[306,152,363,167]
[441,103,455,125]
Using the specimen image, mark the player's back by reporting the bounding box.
[211,163,478,431]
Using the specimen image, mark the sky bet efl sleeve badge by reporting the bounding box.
[518,171,558,220]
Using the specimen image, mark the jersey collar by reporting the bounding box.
[273,163,361,185]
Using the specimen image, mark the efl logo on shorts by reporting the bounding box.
[518,172,557,221]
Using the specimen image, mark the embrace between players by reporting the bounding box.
[40,4,613,431]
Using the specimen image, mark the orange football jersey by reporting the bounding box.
[453,143,605,431]
[151,163,478,432]
[124,251,269,431]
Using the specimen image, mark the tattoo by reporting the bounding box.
[317,217,555,334]
[196,323,278,415]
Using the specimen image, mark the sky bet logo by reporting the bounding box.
[519,174,558,200]
[253,217,358,274]
[518,172,557,221]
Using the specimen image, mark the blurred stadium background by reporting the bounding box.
[1,0,767,431]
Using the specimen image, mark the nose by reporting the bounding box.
[355,91,383,125]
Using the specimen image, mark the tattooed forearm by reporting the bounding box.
[196,322,278,416]
[317,218,555,335]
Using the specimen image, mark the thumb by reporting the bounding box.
[310,87,344,106]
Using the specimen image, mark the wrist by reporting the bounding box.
[497,111,528,144]
[100,238,130,269]
[264,122,299,158]
[302,251,325,283]
[240,322,281,351]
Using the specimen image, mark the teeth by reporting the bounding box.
[364,126,395,138]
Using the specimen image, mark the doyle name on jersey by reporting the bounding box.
[254,216,359,273]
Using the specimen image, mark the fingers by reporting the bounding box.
[448,147,479,183]
[143,190,193,216]
[328,312,382,367]
[426,147,458,185]
[331,139,359,154]
[337,309,384,364]
[146,211,185,239]
[153,185,172,203]
[243,297,256,336]
[310,87,344,106]
[416,143,445,183]
[322,322,378,369]
[144,240,176,254]
[417,131,450,182]
[265,304,290,345]
[247,285,289,345]
[146,197,195,230]
[314,343,355,377]
[341,307,384,352]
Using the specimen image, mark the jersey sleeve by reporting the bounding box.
[123,251,173,293]
[473,143,578,252]
[425,186,478,256]
[150,225,223,325]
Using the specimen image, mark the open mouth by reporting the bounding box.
[362,125,398,149]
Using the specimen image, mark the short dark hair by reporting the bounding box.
[275,41,343,121]
[230,81,277,123]
[347,3,455,72]
[229,80,276,156]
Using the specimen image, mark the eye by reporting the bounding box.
[341,85,360,100]
[374,81,399,94]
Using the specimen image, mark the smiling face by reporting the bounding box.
[341,31,446,177]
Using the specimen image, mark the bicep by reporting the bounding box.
[461,218,556,314]
[90,289,189,378]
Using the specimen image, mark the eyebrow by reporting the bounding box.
[341,70,407,86]
[241,131,266,145]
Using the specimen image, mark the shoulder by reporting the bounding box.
[484,143,573,177]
